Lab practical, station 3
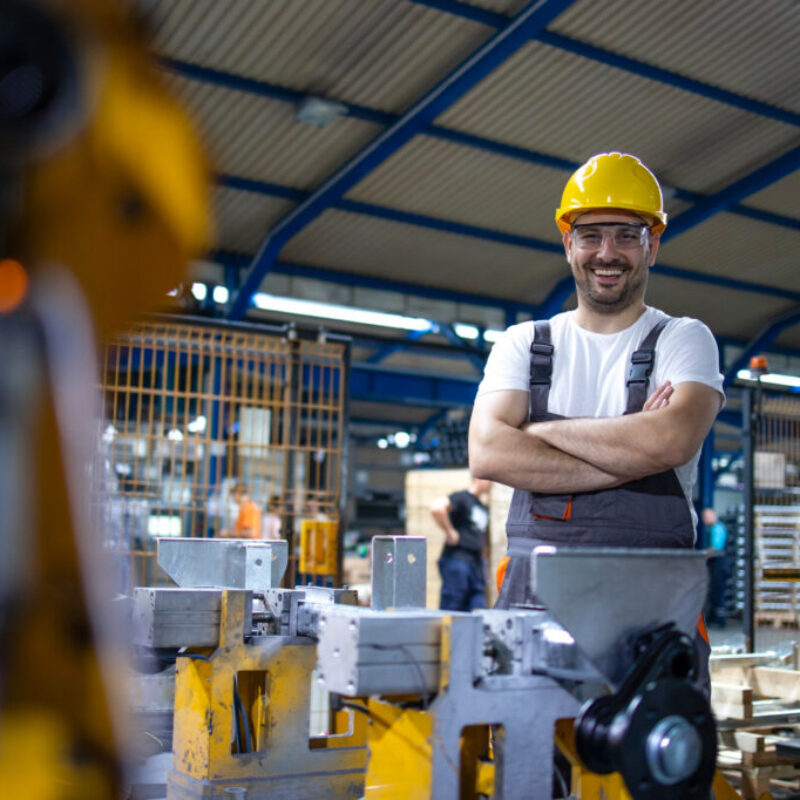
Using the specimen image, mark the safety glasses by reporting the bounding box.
[570,222,649,251]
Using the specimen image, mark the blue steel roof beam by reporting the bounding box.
[226,0,579,320]
[170,61,800,234]
[664,144,800,241]
[722,306,800,388]
[406,2,800,127]
[351,363,479,407]
[365,327,434,365]
[439,324,488,373]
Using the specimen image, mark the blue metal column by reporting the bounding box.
[227,0,578,320]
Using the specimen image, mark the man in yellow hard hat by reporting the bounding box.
[469,152,724,681]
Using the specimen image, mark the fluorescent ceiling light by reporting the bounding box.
[252,292,432,332]
[191,282,207,301]
[453,323,479,340]
[377,438,388,449]
[483,329,503,343]
[737,369,800,388]
[394,431,410,449]
[212,285,229,304]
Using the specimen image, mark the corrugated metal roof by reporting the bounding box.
[345,134,566,242]
[646,274,794,343]
[552,0,800,114]
[281,209,564,304]
[213,187,295,253]
[435,41,800,194]
[660,212,800,292]
[743,171,800,220]
[166,75,382,190]
[151,0,494,113]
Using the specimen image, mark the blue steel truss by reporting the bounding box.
[215,178,800,308]
[226,0,580,319]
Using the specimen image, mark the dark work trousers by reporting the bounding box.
[495,320,711,698]
[439,554,486,611]
[706,555,730,628]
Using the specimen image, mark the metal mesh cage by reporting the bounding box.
[93,319,348,591]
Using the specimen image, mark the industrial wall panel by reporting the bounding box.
[660,212,800,292]
[151,0,494,113]
[214,187,296,254]
[435,41,799,194]
[345,134,567,242]
[646,273,795,345]
[552,0,800,115]
[280,209,567,304]
[166,77,382,190]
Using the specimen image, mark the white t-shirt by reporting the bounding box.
[476,306,724,528]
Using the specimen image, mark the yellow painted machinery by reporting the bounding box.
[132,538,368,799]
[0,1,210,798]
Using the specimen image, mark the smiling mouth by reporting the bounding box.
[590,268,626,278]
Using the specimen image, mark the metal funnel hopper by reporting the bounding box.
[531,547,708,687]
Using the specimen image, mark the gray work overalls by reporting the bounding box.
[495,319,711,690]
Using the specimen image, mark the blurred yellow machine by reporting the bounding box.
[0,1,210,797]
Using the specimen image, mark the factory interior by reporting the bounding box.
[6,0,800,798]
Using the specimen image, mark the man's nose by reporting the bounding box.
[596,233,620,258]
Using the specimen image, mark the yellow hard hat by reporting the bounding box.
[555,152,667,235]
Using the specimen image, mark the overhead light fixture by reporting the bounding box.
[295,95,347,127]
[736,369,800,389]
[483,329,503,343]
[167,428,184,441]
[377,438,388,449]
[191,282,207,301]
[212,285,229,304]
[251,292,432,332]
[453,323,479,340]
[394,431,411,449]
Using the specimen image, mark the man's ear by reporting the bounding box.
[562,229,572,259]
[647,232,661,266]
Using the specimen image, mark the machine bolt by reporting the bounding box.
[645,715,702,785]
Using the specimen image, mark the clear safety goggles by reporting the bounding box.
[570,222,649,251]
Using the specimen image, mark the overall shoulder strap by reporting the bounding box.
[529,321,553,420]
[624,317,671,415]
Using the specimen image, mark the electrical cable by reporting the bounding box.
[366,642,432,709]
[340,700,371,717]
[232,676,252,753]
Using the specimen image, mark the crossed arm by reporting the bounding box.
[468,381,721,494]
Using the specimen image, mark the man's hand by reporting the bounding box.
[643,381,673,411]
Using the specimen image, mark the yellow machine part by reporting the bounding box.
[300,519,339,576]
[13,0,211,337]
[0,1,211,798]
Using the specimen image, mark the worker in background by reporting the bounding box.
[221,483,262,538]
[430,478,492,611]
[703,507,730,629]
[262,494,283,540]
[469,152,724,687]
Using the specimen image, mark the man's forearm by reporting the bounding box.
[528,413,677,479]
[469,423,625,493]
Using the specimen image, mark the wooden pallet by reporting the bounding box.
[755,611,800,629]
[712,659,800,798]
